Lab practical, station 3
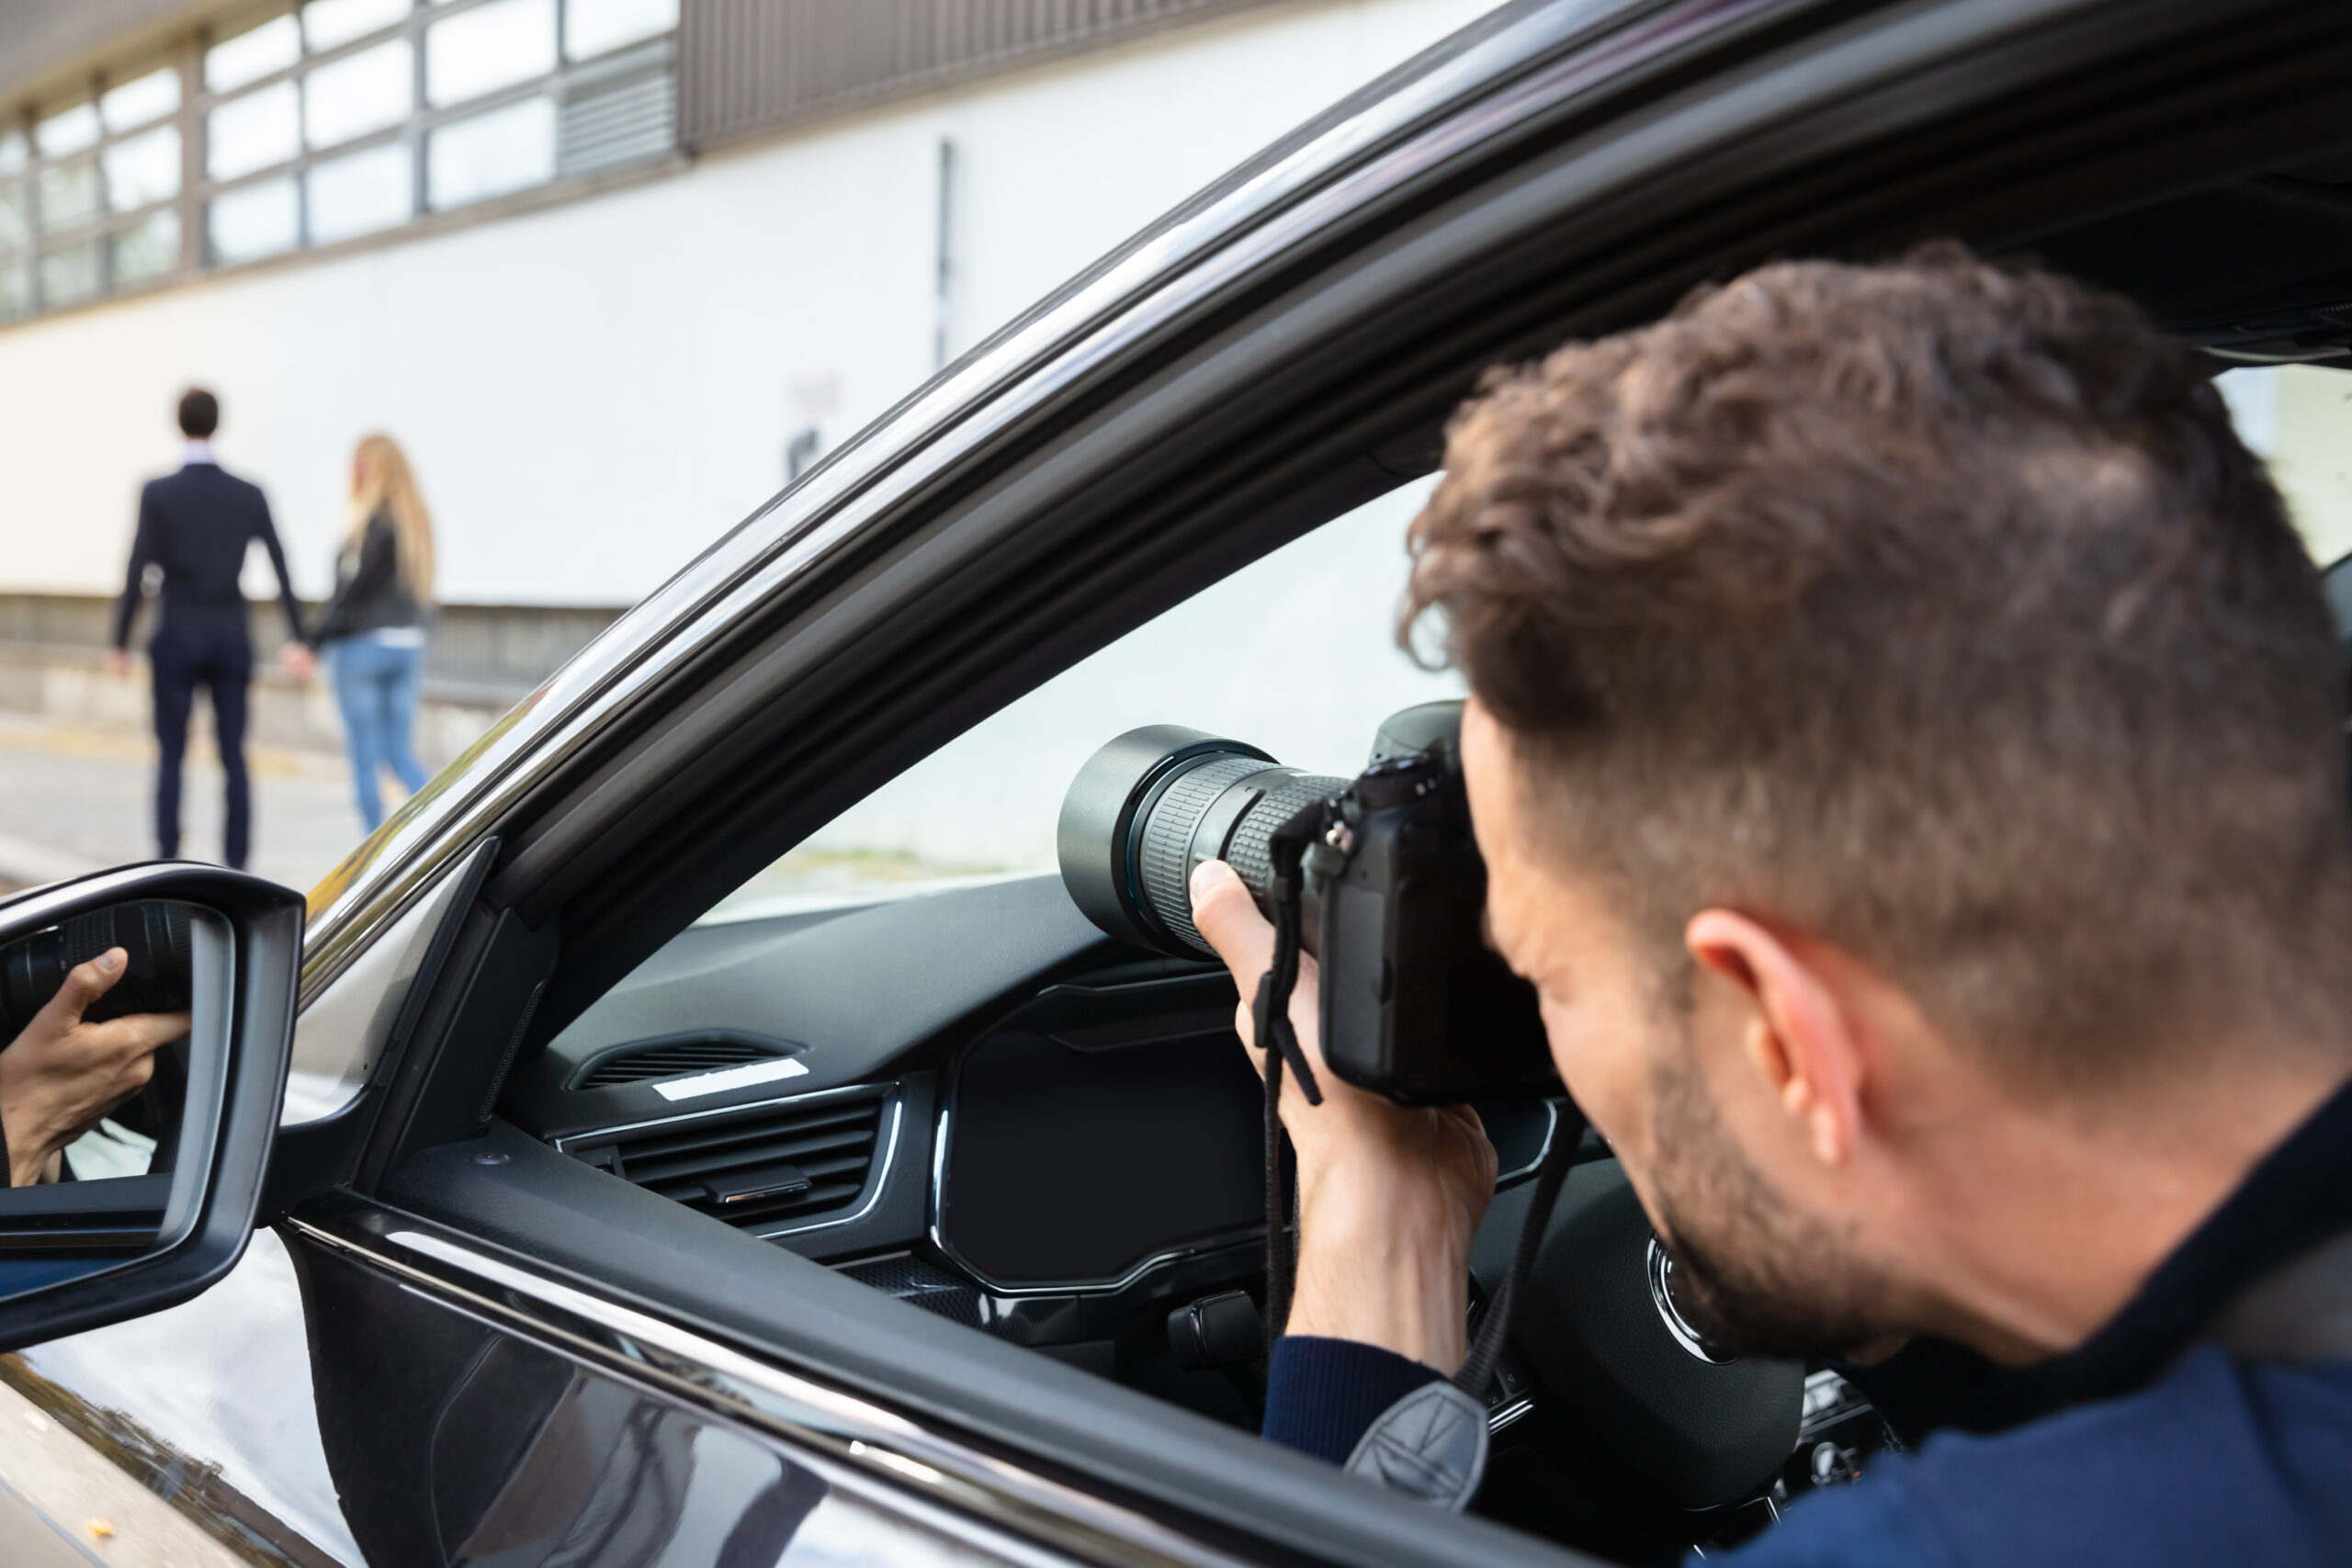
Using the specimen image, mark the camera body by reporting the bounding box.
[1060,700,1557,1103]
[1310,705,1556,1101]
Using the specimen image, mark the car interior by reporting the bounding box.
[330,8,2352,1565]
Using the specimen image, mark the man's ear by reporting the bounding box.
[1684,910,1866,1168]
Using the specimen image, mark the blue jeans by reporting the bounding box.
[327,636,428,832]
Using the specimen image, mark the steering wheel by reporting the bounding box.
[1510,1159,1803,1509]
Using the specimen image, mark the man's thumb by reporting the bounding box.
[53,948,128,1019]
[1189,861,1273,990]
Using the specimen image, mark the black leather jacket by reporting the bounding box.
[307,512,427,647]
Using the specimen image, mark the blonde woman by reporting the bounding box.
[302,434,435,832]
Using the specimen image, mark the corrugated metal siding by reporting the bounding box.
[680,0,1280,151]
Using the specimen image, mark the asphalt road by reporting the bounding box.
[0,1377,223,1568]
[0,715,372,899]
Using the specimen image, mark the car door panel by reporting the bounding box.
[278,1207,1121,1568]
[6,1226,359,1565]
[11,1199,1125,1568]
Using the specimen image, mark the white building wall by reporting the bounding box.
[0,0,1498,610]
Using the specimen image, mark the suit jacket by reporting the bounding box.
[112,460,305,649]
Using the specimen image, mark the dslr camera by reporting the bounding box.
[1060,700,1557,1103]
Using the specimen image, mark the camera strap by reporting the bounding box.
[1256,800,1333,1336]
[1340,1111,1584,1511]
[2205,1227,2352,1363]
[1453,1107,1581,1399]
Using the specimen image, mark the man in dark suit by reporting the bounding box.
[107,389,307,871]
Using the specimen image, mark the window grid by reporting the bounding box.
[0,0,675,323]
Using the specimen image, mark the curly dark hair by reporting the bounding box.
[1404,244,2352,1086]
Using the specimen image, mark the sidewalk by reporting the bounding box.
[0,714,374,897]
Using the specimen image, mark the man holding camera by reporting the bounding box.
[1190,249,2352,1560]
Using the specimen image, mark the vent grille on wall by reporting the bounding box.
[571,1086,889,1232]
[560,37,679,178]
[578,1037,784,1088]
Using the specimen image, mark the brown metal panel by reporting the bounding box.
[679,0,1283,152]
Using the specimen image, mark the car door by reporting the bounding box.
[4,1217,1146,1568]
[7,0,2351,1563]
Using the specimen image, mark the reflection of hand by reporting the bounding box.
[104,649,130,680]
[0,949,190,1188]
[1190,860,1496,1372]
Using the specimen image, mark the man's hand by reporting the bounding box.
[277,643,316,681]
[104,649,130,680]
[1191,860,1497,1372]
[0,949,189,1188]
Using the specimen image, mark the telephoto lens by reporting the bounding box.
[0,902,192,1043]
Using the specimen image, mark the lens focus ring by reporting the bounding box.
[1225,776,1344,891]
[1136,752,1276,953]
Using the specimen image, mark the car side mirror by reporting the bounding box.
[0,866,300,1349]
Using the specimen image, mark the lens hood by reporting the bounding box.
[1057,726,1272,951]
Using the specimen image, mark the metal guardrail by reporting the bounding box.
[0,593,626,703]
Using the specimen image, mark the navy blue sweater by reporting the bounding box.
[1262,1078,2352,1564]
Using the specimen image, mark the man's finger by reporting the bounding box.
[1190,862,1274,994]
[83,1012,191,1058]
[44,949,129,1027]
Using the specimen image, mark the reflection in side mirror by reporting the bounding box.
[0,901,193,1039]
[0,900,216,1252]
[0,869,302,1349]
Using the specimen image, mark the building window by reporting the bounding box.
[304,0,413,51]
[431,95,556,209]
[104,125,183,210]
[207,17,304,94]
[37,153,102,229]
[310,141,413,241]
[305,38,414,149]
[0,132,27,321]
[209,175,301,262]
[36,103,102,157]
[428,0,560,107]
[568,0,677,62]
[111,208,182,285]
[1,0,677,322]
[209,81,303,181]
[101,68,182,132]
[39,242,100,307]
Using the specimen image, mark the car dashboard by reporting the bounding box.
[498,875,1883,1560]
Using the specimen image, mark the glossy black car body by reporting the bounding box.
[4,0,2349,1562]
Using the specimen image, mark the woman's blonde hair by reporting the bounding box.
[348,434,435,604]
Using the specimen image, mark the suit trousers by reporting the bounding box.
[150,617,253,869]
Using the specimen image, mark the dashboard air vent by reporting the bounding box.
[578,1037,784,1089]
[577,1086,888,1232]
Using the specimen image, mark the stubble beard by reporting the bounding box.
[1639,1026,1896,1361]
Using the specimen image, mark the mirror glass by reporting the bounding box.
[0,900,221,1257]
